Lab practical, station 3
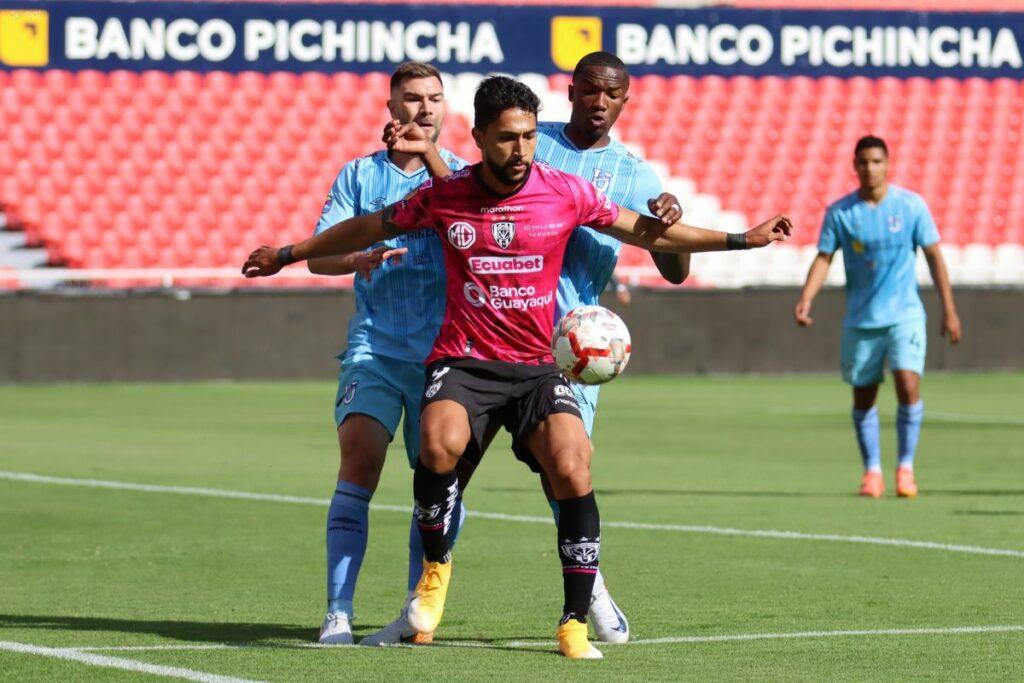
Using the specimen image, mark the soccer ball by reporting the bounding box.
[552,305,632,385]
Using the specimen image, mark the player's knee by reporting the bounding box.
[419,431,462,473]
[338,427,388,488]
[546,443,593,493]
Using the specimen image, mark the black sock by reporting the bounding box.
[413,460,459,563]
[556,491,600,623]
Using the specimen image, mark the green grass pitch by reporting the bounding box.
[1,373,1022,680]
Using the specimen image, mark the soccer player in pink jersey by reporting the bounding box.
[243,76,791,659]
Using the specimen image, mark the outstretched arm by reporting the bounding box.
[242,208,404,278]
[794,251,834,327]
[923,243,961,344]
[599,207,792,253]
[645,194,689,284]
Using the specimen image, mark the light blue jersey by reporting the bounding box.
[316,149,467,363]
[818,185,940,329]
[535,122,664,434]
[534,122,663,319]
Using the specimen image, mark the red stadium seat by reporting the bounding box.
[0,67,1014,287]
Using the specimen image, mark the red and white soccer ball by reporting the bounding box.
[552,305,632,385]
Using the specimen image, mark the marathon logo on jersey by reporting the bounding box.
[447,221,477,249]
[491,221,516,249]
[553,384,573,398]
[479,205,525,214]
[469,255,543,275]
[591,168,613,194]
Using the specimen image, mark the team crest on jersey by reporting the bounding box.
[447,222,476,249]
[370,197,386,211]
[888,215,903,233]
[491,221,516,249]
[591,168,613,194]
[341,380,358,405]
[560,538,600,564]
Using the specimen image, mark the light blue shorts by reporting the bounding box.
[571,383,599,436]
[840,318,927,387]
[334,354,425,468]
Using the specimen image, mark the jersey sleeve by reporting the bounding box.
[912,196,940,248]
[386,179,436,233]
[566,172,620,229]
[446,153,469,172]
[315,161,359,235]
[817,208,839,254]
[626,163,663,218]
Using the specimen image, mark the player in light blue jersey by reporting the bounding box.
[796,136,961,499]
[312,62,469,645]
[532,52,692,643]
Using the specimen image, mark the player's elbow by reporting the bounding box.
[663,265,689,286]
[307,259,331,275]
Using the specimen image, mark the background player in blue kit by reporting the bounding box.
[378,52,689,645]
[795,136,962,499]
[311,62,469,645]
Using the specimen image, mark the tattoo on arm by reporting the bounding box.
[380,204,402,236]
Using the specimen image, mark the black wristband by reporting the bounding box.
[726,232,748,251]
[277,245,296,266]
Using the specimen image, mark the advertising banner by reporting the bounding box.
[0,1,1021,78]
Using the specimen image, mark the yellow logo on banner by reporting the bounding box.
[0,10,49,67]
[550,16,602,72]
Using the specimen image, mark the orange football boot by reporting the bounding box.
[896,467,918,498]
[859,470,884,498]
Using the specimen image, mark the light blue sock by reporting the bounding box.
[897,401,924,469]
[852,406,882,472]
[407,494,465,592]
[326,481,372,616]
[548,498,560,525]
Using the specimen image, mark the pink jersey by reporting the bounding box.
[389,161,620,365]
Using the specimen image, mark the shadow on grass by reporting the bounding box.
[929,489,1024,497]
[0,614,319,644]
[481,486,833,499]
[0,614,558,656]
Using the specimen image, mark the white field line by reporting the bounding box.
[2,470,1023,559]
[0,640,261,682]
[64,624,1024,653]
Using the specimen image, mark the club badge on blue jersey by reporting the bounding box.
[889,214,903,233]
[591,168,613,194]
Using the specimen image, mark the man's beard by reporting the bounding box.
[484,154,528,186]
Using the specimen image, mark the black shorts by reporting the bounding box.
[423,357,583,473]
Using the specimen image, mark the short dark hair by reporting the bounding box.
[572,51,629,83]
[390,61,441,91]
[855,135,888,157]
[473,75,541,129]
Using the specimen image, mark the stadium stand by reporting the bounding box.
[1,68,1021,287]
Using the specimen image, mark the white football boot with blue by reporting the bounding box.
[588,572,629,643]
[318,612,354,645]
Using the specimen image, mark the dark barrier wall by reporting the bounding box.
[1,287,1021,384]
